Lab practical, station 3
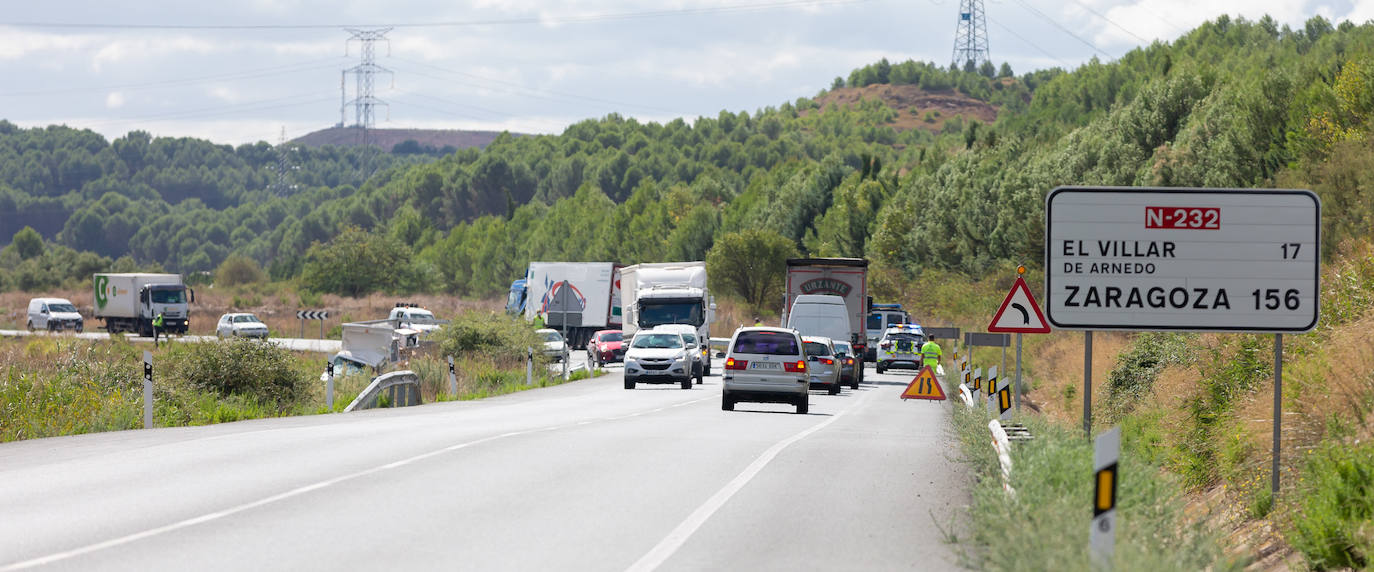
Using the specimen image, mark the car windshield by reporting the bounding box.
[804,342,832,357]
[886,333,925,344]
[600,332,623,342]
[48,303,78,313]
[833,342,852,355]
[639,302,703,327]
[866,314,883,329]
[232,315,261,324]
[632,333,683,349]
[732,331,800,356]
[542,332,563,342]
[680,333,697,345]
[151,289,186,304]
[407,310,435,320]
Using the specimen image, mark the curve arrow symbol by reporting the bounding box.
[1011,303,1030,325]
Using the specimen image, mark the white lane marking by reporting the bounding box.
[0,397,706,571]
[625,388,877,572]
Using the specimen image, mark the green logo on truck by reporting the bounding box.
[95,275,109,310]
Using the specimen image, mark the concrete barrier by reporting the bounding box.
[344,370,423,412]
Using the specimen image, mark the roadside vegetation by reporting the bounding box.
[0,311,596,443]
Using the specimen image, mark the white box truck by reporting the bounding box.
[621,261,714,375]
[93,273,195,336]
[782,258,868,381]
[508,262,623,347]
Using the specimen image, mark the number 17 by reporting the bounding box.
[1281,243,1301,259]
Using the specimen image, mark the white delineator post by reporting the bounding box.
[1092,426,1121,568]
[448,355,457,396]
[326,362,335,410]
[143,350,153,429]
[526,347,534,385]
[985,365,998,413]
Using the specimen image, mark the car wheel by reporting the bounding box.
[704,364,712,377]
[624,378,635,390]
[695,372,703,385]
[722,396,735,411]
[828,381,840,395]
[796,396,809,415]
[680,377,691,390]
[848,378,859,390]
[876,364,887,374]
[25,321,33,331]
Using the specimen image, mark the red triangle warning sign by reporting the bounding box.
[989,276,1051,334]
[901,366,946,401]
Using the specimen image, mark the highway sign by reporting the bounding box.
[989,277,1050,333]
[297,310,329,320]
[964,332,1011,347]
[1046,187,1320,332]
[901,366,946,400]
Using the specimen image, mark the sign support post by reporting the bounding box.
[1084,331,1093,439]
[1273,333,1283,496]
[1014,333,1023,412]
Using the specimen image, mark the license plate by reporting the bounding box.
[750,361,781,370]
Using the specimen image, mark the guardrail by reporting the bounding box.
[344,370,423,412]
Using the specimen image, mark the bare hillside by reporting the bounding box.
[292,126,515,151]
[811,84,999,132]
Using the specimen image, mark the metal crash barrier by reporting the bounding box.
[344,370,423,412]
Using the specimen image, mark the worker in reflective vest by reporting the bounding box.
[920,337,942,369]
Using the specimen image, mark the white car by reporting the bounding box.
[389,305,443,334]
[651,324,705,384]
[802,336,843,395]
[623,331,693,390]
[216,313,270,339]
[537,328,570,362]
[26,297,83,332]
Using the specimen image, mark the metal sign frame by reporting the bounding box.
[1045,186,1320,333]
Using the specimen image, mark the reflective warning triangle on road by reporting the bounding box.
[901,366,946,401]
[988,276,1051,334]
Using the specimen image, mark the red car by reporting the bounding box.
[586,330,625,367]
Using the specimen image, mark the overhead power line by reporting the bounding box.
[1009,0,1117,60]
[0,57,343,98]
[0,0,872,30]
[1062,0,1147,45]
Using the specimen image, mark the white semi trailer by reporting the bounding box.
[621,261,714,375]
[93,273,195,336]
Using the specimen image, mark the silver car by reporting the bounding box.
[651,324,704,384]
[803,336,843,395]
[623,331,693,390]
[536,329,570,362]
[722,327,809,414]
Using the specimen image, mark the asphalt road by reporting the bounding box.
[0,360,969,571]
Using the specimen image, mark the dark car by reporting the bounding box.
[833,340,858,389]
[586,329,625,367]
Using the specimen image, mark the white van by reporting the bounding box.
[27,297,84,332]
[785,294,852,345]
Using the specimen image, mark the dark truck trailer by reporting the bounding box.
[783,258,868,382]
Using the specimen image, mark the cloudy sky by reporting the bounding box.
[1,0,1371,145]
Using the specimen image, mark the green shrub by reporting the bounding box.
[1104,332,1195,422]
[215,254,266,286]
[434,311,544,365]
[1287,440,1374,569]
[169,339,310,410]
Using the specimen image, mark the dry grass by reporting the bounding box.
[0,285,502,338]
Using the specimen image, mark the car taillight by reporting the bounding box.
[846,358,854,365]
[821,358,834,365]
[725,358,748,370]
[784,361,807,373]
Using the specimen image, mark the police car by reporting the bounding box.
[875,324,926,374]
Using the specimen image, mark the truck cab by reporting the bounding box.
[622,262,714,376]
[388,303,442,334]
[506,279,528,315]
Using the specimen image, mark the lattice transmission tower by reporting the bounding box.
[341,28,393,147]
[951,0,990,71]
[270,127,300,197]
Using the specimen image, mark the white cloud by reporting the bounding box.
[1089,0,1326,50]
[105,92,126,109]
[1342,0,1374,23]
[0,27,94,60]
[271,40,337,57]
[92,35,219,71]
